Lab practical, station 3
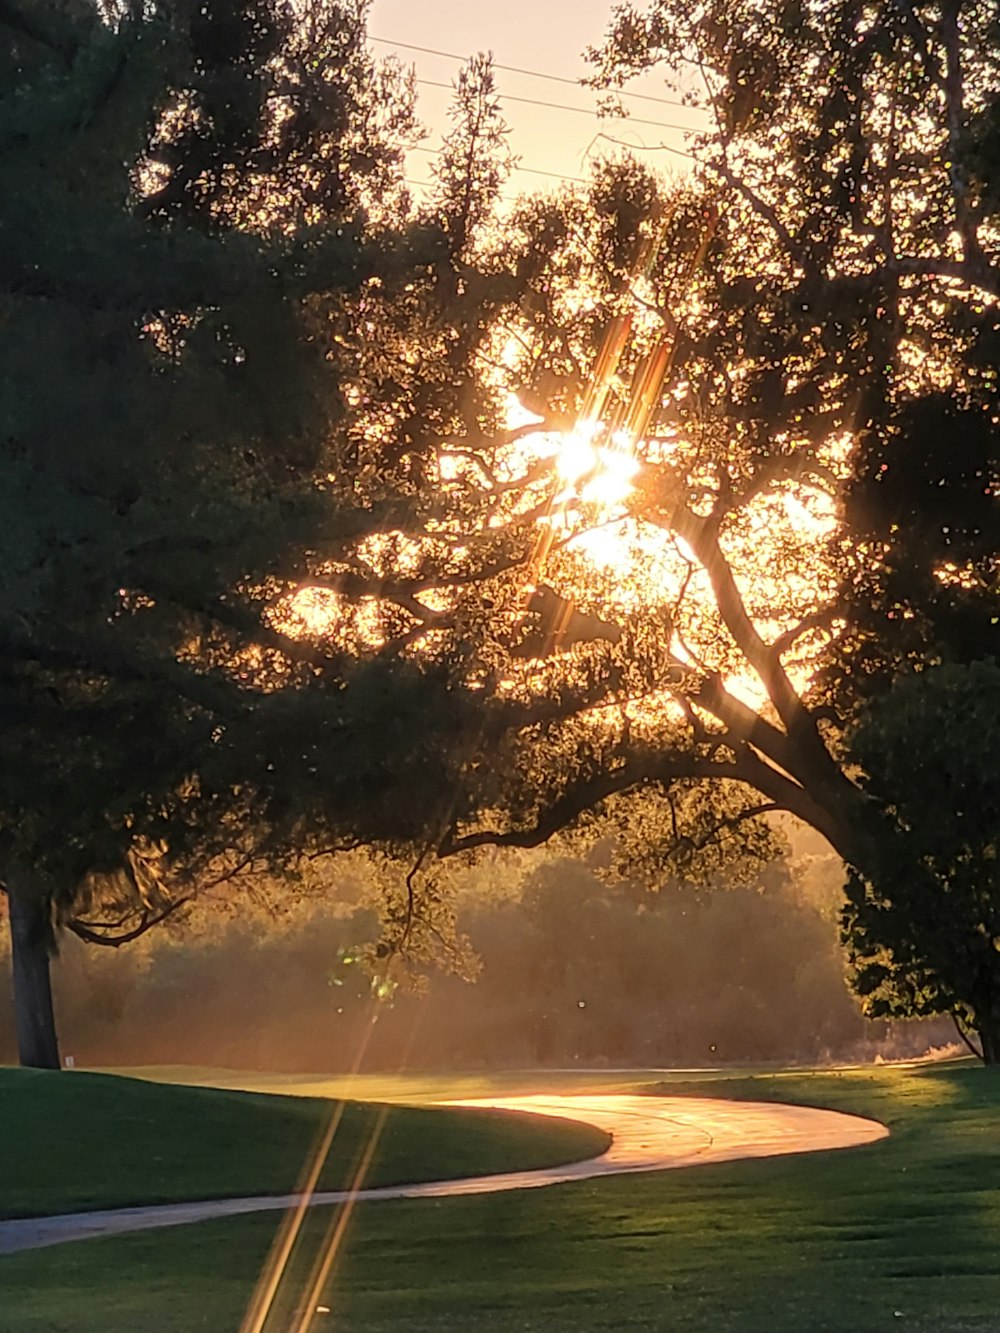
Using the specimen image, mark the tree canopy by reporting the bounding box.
[0,0,537,1063]
[399,0,1000,882]
[327,0,1000,1054]
[7,0,1000,1065]
[4,0,738,1067]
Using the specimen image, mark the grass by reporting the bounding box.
[0,1067,608,1219]
[107,1061,758,1102]
[2,1063,1000,1331]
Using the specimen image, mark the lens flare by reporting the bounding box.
[580,447,641,506]
[555,423,600,484]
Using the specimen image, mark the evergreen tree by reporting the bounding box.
[0,0,524,1067]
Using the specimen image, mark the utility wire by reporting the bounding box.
[415,77,699,135]
[404,178,521,202]
[505,163,585,183]
[408,143,585,185]
[370,34,704,113]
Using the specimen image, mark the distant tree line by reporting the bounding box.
[0,852,950,1071]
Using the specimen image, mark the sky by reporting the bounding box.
[368,0,704,198]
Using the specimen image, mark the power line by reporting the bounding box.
[403,177,521,204]
[415,78,699,135]
[370,35,705,114]
[406,134,691,195]
[408,143,585,185]
[508,163,584,183]
[405,135,699,185]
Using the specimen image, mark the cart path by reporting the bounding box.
[0,1093,888,1255]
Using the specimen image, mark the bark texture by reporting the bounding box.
[5,871,59,1070]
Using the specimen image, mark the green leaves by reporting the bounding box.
[842,662,1000,1053]
[0,1,473,946]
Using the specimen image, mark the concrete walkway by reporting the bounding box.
[0,1093,887,1255]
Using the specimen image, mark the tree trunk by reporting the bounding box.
[965,962,1000,1066]
[976,1004,1000,1066]
[5,872,60,1070]
[979,1026,1000,1066]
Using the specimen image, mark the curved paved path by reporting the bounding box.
[0,1094,887,1255]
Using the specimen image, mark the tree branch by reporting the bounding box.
[892,0,944,90]
[66,897,190,948]
[669,800,782,862]
[886,255,1000,298]
[701,156,816,280]
[940,0,983,266]
[668,505,810,732]
[439,752,751,855]
[770,609,837,659]
[2,630,254,723]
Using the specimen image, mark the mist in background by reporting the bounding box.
[0,834,951,1072]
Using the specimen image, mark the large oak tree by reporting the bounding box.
[350,0,1000,1056]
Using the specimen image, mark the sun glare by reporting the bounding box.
[495,384,850,722]
[511,401,644,537]
[554,423,601,484]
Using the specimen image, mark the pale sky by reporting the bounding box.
[368,0,703,197]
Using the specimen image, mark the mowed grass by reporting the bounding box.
[113,1062,748,1101]
[2,1063,1000,1331]
[0,1068,608,1219]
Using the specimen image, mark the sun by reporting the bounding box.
[499,381,849,716]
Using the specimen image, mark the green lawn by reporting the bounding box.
[110,1061,756,1101]
[0,1068,608,1219]
[2,1063,1000,1331]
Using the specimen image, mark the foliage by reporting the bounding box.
[1,846,937,1071]
[402,0,1000,905]
[843,659,1000,1059]
[3,1,751,973]
[2,0,849,989]
[0,0,517,966]
[11,0,1000,1068]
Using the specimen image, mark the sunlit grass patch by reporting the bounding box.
[108,1061,766,1102]
[0,1068,609,1220]
[2,1063,999,1332]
